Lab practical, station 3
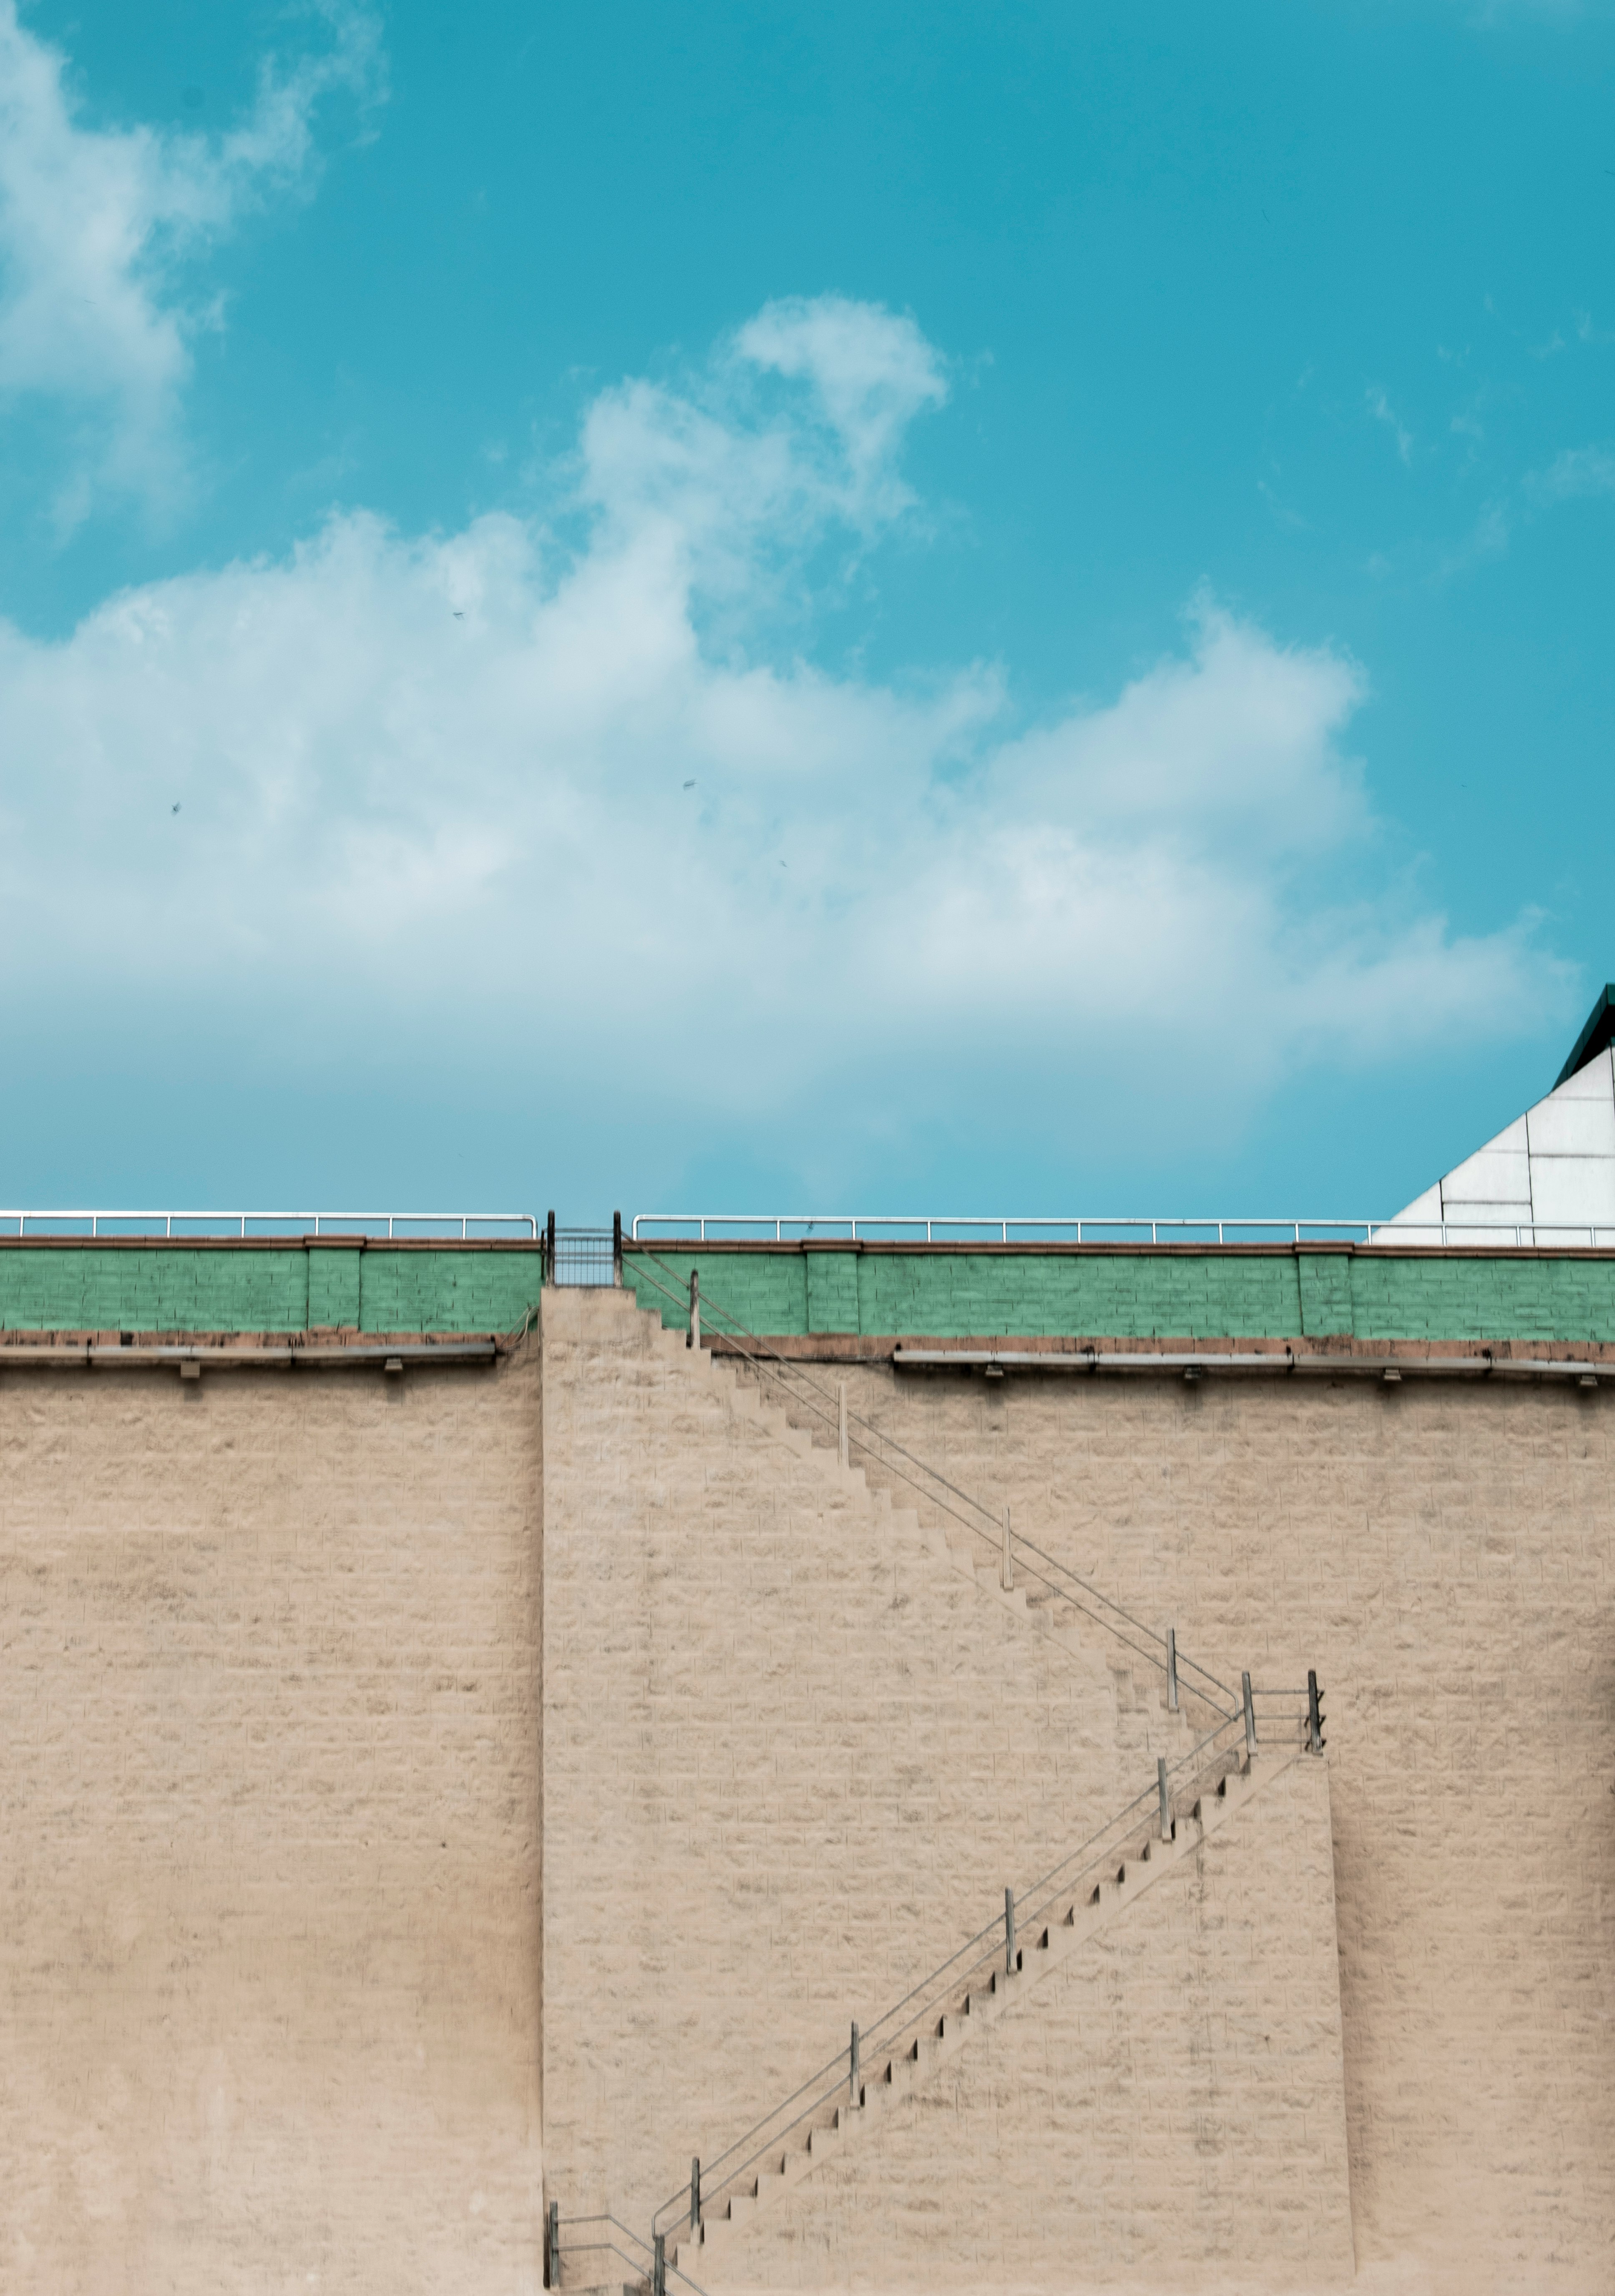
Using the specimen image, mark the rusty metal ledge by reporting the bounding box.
[0,1337,502,1369]
[892,1345,1606,1382]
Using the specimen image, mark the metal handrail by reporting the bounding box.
[555,2211,709,2296]
[0,1210,540,1239]
[648,1699,1310,2247]
[631,1213,1615,1249]
[560,1247,1313,2274]
[625,1244,1237,1719]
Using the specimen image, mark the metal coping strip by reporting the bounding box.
[0,1340,501,1367]
[893,1346,1605,1379]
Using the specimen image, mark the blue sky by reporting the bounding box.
[0,0,1612,1223]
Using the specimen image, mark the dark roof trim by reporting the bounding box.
[1555,984,1615,1089]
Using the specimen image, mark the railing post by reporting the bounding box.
[838,1380,849,1470]
[1157,1756,1171,1840]
[1004,1886,1016,1975]
[613,1211,623,1286]
[546,2200,559,2288]
[546,1209,556,1286]
[653,2231,666,2296]
[849,2019,860,2105]
[1166,1627,1179,1713]
[1242,1670,1256,1757]
[688,1269,701,1352]
[1308,1668,1324,1755]
[690,2156,701,2233]
[1001,1504,1013,1593]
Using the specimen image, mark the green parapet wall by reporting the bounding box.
[0,1242,546,1335]
[623,1241,1615,1346]
[9,1234,1615,1344]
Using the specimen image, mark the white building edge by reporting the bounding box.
[1386,984,1615,1246]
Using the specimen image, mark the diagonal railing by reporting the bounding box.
[551,1246,1323,2282]
[550,2209,709,2296]
[623,1243,1238,1727]
[642,1697,1313,2253]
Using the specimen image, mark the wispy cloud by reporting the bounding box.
[1437,500,1510,580]
[0,300,1566,1176]
[0,0,382,526]
[1528,445,1615,503]
[1366,384,1413,465]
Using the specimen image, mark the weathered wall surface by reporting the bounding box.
[625,1237,1615,1344]
[538,1289,1168,2242]
[0,1344,544,2294]
[717,1749,1353,2292]
[727,1353,1615,2296]
[0,1238,545,1334]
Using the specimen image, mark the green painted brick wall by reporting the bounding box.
[357,1249,544,1335]
[309,1247,363,1327]
[804,1251,861,1334]
[0,1244,545,1335]
[1346,1252,1615,1344]
[1298,1253,1355,1337]
[623,1243,1615,1346]
[0,1248,313,1333]
[9,1237,1615,1344]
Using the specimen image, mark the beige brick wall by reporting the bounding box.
[12,1284,1609,2296]
[0,1345,545,2295]
[713,1746,1353,2291]
[538,1290,1175,2245]
[768,1358,1615,2295]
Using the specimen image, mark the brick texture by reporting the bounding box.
[624,1239,1615,1343]
[0,1240,545,1335]
[0,1344,545,2293]
[756,1354,1615,2294]
[714,1748,1353,2290]
[538,1289,1172,2245]
[12,1253,1610,2296]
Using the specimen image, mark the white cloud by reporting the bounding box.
[0,0,381,520]
[1529,445,1615,503]
[0,297,1567,1175]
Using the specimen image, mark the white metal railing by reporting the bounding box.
[0,1210,539,1240]
[630,1214,1615,1248]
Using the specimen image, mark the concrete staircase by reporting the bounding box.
[672,1746,1280,2286]
[702,1332,1198,1771]
[582,1298,1275,2292]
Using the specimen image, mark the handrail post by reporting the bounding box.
[1166,1627,1179,1713]
[1001,1504,1013,1593]
[613,1211,623,1286]
[690,2157,701,2233]
[1242,1670,1256,1757]
[546,2201,559,2288]
[653,2231,666,2296]
[1158,1756,1171,1840]
[688,1269,701,1352]
[838,1381,848,1470]
[546,1210,556,1285]
[1004,1886,1016,1975]
[849,2019,860,2105]
[1308,1668,1323,1755]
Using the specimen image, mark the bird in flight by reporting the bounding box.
[171,802,181,815]
[683,779,695,789]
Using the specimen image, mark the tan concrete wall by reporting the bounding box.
[538,1289,1173,2244]
[0,1345,544,2295]
[761,1357,1615,2296]
[12,1282,1609,2296]
[714,1746,1353,2291]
